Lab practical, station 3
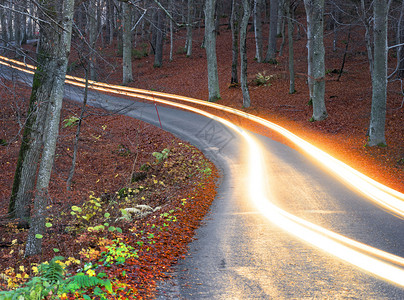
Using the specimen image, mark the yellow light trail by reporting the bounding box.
[1,56,404,286]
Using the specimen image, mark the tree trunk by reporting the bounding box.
[88,0,97,80]
[204,0,221,101]
[287,0,295,94]
[186,0,194,57]
[361,0,374,76]
[240,0,251,107]
[254,0,263,62]
[304,0,327,121]
[265,0,279,62]
[368,0,389,146]
[24,0,74,256]
[154,8,165,68]
[397,0,404,78]
[169,0,174,61]
[230,0,239,85]
[122,1,133,84]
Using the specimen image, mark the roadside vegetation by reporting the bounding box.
[0,93,218,299]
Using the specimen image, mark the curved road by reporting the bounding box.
[2,63,404,298]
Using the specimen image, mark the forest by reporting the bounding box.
[0,0,403,298]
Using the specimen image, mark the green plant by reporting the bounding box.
[0,256,66,300]
[152,148,170,164]
[99,239,139,266]
[63,115,79,128]
[60,272,112,299]
[255,72,273,86]
[0,138,8,146]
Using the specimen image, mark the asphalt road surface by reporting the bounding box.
[2,65,404,299]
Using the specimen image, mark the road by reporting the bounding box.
[2,62,404,298]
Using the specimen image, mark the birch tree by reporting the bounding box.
[205,0,220,101]
[304,0,327,121]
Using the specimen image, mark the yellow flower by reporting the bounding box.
[32,266,38,274]
[86,269,96,277]
[60,293,68,299]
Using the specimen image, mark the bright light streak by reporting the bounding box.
[2,56,404,286]
[245,132,404,287]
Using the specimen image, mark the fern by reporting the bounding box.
[62,273,112,293]
[39,256,65,284]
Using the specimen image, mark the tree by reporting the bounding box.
[7,0,75,256]
[265,0,279,62]
[185,0,194,57]
[204,0,221,102]
[230,0,240,85]
[368,0,391,146]
[254,0,263,62]
[303,0,327,121]
[122,0,133,84]
[240,0,251,107]
[286,0,295,94]
[154,8,165,68]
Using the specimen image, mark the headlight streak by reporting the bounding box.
[2,56,404,286]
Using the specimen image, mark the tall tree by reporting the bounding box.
[230,0,240,85]
[304,0,327,121]
[287,0,295,94]
[265,0,279,62]
[254,0,263,62]
[122,0,133,84]
[240,0,251,107]
[368,0,391,146]
[88,0,97,80]
[8,0,75,256]
[186,0,194,57]
[154,8,165,67]
[204,0,221,101]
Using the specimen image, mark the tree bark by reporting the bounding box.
[154,8,165,68]
[204,0,221,101]
[265,0,279,62]
[254,0,263,62]
[230,0,239,85]
[122,1,133,84]
[186,0,194,57]
[368,0,389,146]
[88,0,97,80]
[286,0,295,94]
[24,0,75,256]
[304,0,327,121]
[240,0,251,107]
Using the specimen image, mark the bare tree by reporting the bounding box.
[368,0,391,146]
[304,0,327,121]
[264,0,279,62]
[254,0,263,62]
[230,0,240,85]
[122,0,133,84]
[240,0,251,107]
[205,0,221,101]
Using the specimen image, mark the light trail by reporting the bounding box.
[1,56,404,286]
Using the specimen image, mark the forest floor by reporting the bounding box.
[0,17,403,299]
